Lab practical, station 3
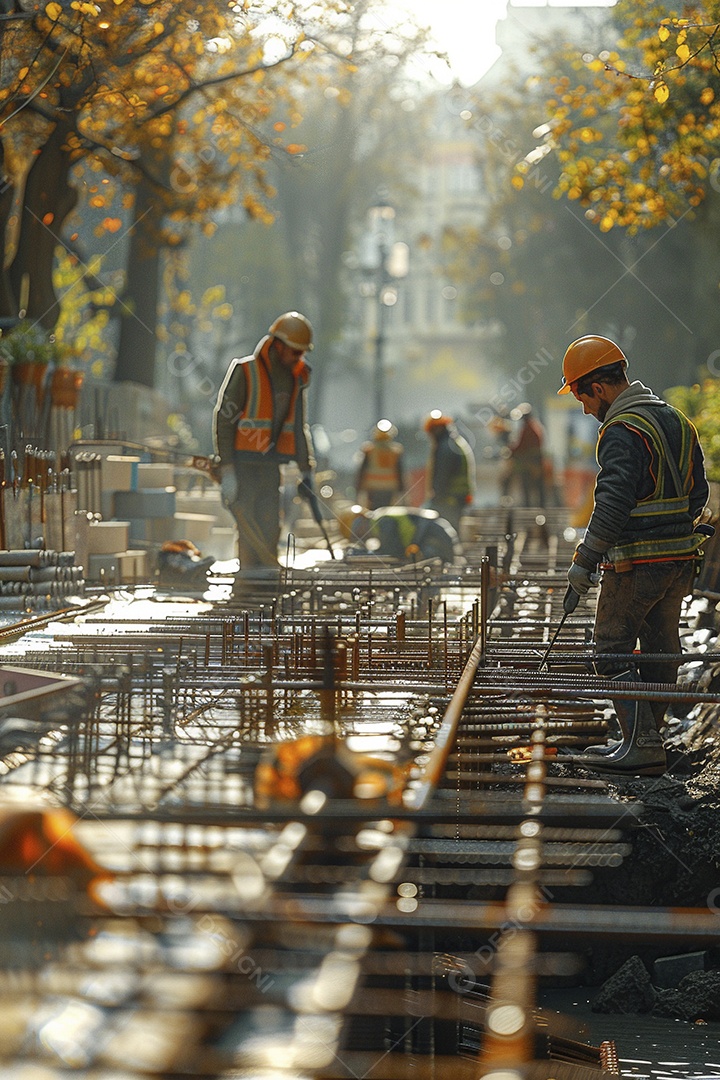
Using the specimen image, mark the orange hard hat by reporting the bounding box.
[424,410,453,432]
[558,336,626,394]
[268,311,314,351]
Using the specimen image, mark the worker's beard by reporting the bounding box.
[596,398,610,421]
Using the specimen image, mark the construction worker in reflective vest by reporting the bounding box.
[355,420,405,510]
[213,312,315,570]
[506,402,547,507]
[340,504,458,565]
[560,335,710,776]
[423,412,475,534]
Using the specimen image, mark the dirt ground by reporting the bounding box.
[555,647,720,1017]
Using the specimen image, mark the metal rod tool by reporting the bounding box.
[538,584,579,671]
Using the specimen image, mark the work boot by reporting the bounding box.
[579,706,622,757]
[650,700,668,732]
[580,738,622,757]
[583,672,667,777]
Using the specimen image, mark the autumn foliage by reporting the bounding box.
[529,1,720,232]
[0,0,338,376]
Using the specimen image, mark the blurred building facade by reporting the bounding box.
[335,1,615,434]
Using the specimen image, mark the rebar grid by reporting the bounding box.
[0,509,718,1076]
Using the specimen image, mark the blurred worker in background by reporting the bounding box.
[423,411,475,534]
[561,334,710,776]
[507,402,546,507]
[340,505,458,565]
[213,311,315,570]
[488,406,514,500]
[355,419,405,510]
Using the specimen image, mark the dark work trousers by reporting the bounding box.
[231,455,281,568]
[594,559,696,723]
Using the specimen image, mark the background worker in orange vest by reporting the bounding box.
[355,419,405,510]
[213,311,315,570]
[507,402,546,507]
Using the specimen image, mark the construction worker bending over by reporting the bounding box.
[355,420,405,510]
[423,412,475,534]
[341,505,458,565]
[560,335,710,776]
[213,311,315,570]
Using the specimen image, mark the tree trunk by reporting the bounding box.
[114,179,160,387]
[9,121,76,329]
[0,140,17,321]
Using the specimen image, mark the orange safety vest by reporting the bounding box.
[234,341,309,460]
[361,442,403,492]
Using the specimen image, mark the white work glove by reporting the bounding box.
[220,466,238,507]
[567,562,600,597]
[567,540,603,597]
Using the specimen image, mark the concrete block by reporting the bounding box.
[87,521,130,555]
[136,462,175,488]
[126,517,175,544]
[113,488,177,519]
[169,512,215,548]
[101,455,140,493]
[174,489,222,514]
[175,490,235,529]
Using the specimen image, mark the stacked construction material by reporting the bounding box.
[0,549,84,610]
[72,450,227,578]
[85,520,148,583]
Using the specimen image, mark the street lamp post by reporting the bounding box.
[374,234,391,422]
[362,202,408,422]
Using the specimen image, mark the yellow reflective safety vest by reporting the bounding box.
[600,407,705,565]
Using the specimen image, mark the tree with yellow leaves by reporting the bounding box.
[0,0,355,384]
[440,2,720,399]
[530,1,720,231]
[522,0,720,381]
